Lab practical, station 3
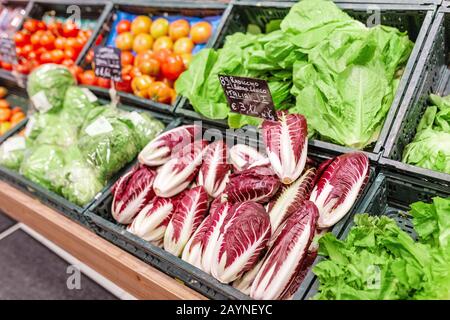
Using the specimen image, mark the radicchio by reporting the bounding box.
[211,201,271,284]
[111,165,155,224]
[267,167,316,232]
[232,254,266,295]
[221,166,280,204]
[197,141,231,198]
[309,152,369,228]
[127,197,175,242]
[181,214,211,269]
[250,201,318,300]
[164,186,209,256]
[138,125,200,166]
[229,144,270,172]
[262,111,308,184]
[153,140,208,197]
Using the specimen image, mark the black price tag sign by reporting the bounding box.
[94,46,122,82]
[219,74,277,121]
[0,37,17,65]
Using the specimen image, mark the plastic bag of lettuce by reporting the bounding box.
[0,64,165,206]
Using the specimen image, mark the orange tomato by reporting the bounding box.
[169,19,190,41]
[54,37,66,50]
[153,36,173,52]
[121,51,134,66]
[50,49,64,63]
[180,53,192,68]
[131,75,153,97]
[115,32,134,51]
[133,34,154,53]
[23,19,39,33]
[138,58,160,77]
[79,70,97,86]
[64,47,77,60]
[151,18,169,38]
[116,20,131,34]
[152,48,171,64]
[173,37,194,55]
[30,31,43,46]
[148,81,172,104]
[190,21,212,44]
[97,77,111,88]
[68,65,83,81]
[62,58,74,67]
[0,87,7,99]
[0,122,11,135]
[10,112,25,124]
[0,99,10,109]
[131,16,152,35]
[10,107,22,115]
[134,50,153,67]
[130,66,142,78]
[0,108,11,121]
[40,32,55,50]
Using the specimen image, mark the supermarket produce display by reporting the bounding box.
[0,0,448,301]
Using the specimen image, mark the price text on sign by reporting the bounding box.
[0,37,17,65]
[94,46,122,82]
[219,75,277,121]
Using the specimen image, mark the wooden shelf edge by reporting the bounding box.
[0,180,206,300]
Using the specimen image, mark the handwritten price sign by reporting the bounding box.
[94,46,122,82]
[219,75,277,121]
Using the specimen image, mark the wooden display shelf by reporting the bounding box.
[0,180,206,300]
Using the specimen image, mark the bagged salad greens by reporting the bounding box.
[176,0,413,149]
[403,94,450,174]
[313,197,450,300]
[0,64,165,206]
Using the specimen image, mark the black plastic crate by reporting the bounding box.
[0,78,29,143]
[78,1,229,116]
[175,0,436,161]
[86,121,377,300]
[0,90,179,227]
[0,0,112,85]
[300,171,450,300]
[382,6,450,187]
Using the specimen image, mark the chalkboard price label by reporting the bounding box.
[0,36,17,65]
[219,75,277,121]
[94,46,122,82]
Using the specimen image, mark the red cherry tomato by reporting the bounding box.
[14,31,30,46]
[161,54,185,81]
[79,70,97,86]
[152,48,171,64]
[97,77,111,88]
[21,44,33,58]
[47,21,62,36]
[85,49,94,63]
[62,21,79,37]
[68,65,83,82]
[36,21,47,31]
[40,32,55,50]
[61,58,74,67]
[24,19,38,33]
[50,49,64,63]
[30,31,42,47]
[115,74,132,93]
[54,37,66,50]
[39,51,52,64]
[116,20,131,34]
[64,47,77,60]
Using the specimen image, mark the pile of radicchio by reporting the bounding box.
[110,111,370,300]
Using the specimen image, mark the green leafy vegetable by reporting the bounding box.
[27,64,76,113]
[0,136,29,170]
[313,197,450,300]
[403,94,450,174]
[176,0,413,149]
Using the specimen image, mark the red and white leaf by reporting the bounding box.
[153,140,208,197]
[127,197,175,242]
[262,111,308,184]
[267,167,316,232]
[164,186,209,256]
[221,166,281,204]
[181,214,212,269]
[250,201,319,300]
[211,201,271,284]
[138,125,200,166]
[229,144,269,172]
[197,140,231,198]
[111,165,156,224]
[309,152,369,228]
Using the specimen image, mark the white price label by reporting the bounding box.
[81,88,98,103]
[128,111,145,126]
[31,91,52,113]
[3,136,26,153]
[85,116,113,137]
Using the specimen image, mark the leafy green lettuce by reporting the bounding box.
[403,94,450,174]
[175,0,413,149]
[313,197,450,300]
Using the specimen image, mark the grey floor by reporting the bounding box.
[0,211,118,300]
